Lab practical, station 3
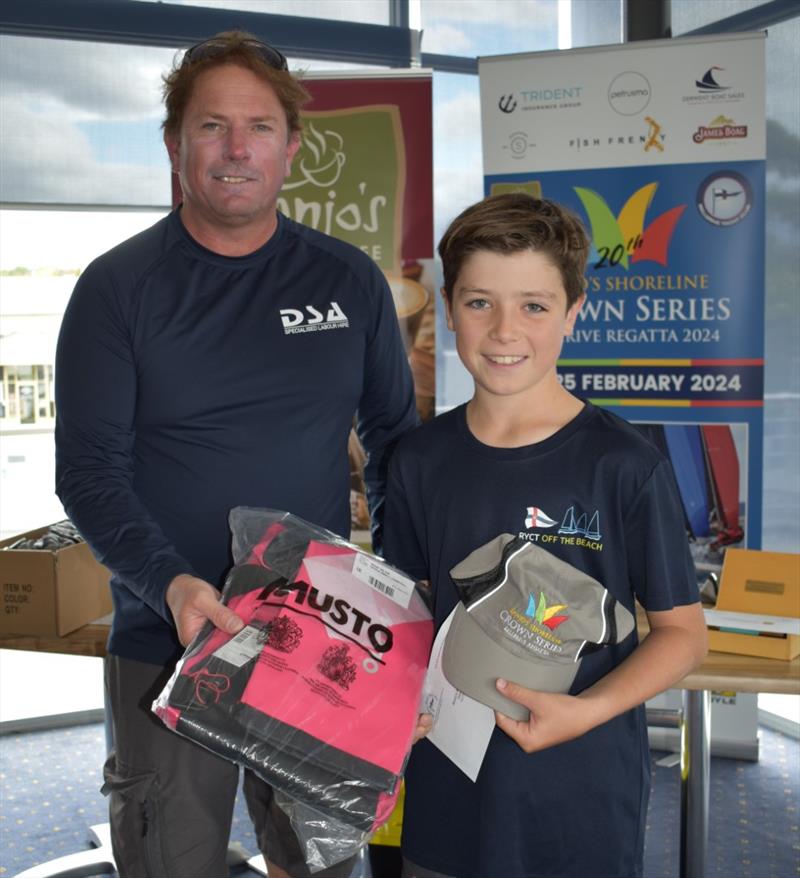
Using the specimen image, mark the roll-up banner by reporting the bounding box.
[479,33,765,757]
[173,72,435,544]
[286,72,434,544]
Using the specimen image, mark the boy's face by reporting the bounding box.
[443,248,583,406]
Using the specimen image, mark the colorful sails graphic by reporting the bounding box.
[574,183,686,269]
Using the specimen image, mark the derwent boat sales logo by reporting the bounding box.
[682,66,745,104]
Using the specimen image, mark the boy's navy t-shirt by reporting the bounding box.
[383,402,699,878]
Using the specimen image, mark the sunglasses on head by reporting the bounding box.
[182,37,288,71]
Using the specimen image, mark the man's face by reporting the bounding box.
[165,63,300,244]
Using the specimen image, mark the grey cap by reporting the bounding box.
[442,534,635,721]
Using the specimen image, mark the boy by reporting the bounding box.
[383,193,708,878]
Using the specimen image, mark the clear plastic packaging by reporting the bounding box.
[153,507,433,871]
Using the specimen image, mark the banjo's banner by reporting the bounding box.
[285,72,435,542]
[479,33,766,562]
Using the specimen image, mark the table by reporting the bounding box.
[636,609,800,878]
[3,617,799,878]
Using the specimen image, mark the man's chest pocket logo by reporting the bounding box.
[280,302,349,335]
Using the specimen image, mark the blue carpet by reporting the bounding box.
[1,723,798,877]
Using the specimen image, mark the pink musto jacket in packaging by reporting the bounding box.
[153,507,433,836]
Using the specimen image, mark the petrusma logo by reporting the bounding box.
[607,71,651,116]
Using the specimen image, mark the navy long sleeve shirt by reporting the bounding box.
[55,210,418,664]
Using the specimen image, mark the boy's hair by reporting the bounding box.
[438,193,590,309]
[162,30,310,140]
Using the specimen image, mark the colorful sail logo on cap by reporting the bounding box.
[525,593,569,631]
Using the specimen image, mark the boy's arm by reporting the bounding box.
[494,601,708,753]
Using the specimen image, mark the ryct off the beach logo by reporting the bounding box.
[280,302,349,334]
[498,94,517,113]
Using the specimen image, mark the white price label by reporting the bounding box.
[352,553,415,608]
[212,625,265,667]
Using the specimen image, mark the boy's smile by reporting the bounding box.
[444,248,583,407]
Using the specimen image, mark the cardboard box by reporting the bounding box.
[0,524,112,636]
[706,548,800,660]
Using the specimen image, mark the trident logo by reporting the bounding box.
[498,94,517,114]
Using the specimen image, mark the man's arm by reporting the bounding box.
[494,602,708,753]
[55,260,241,641]
[355,269,419,553]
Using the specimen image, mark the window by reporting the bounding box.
[137,0,392,25]
[420,0,558,56]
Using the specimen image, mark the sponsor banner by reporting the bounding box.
[287,73,436,541]
[480,33,764,172]
[285,72,433,270]
[480,34,765,554]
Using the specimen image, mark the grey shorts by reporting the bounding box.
[103,654,357,878]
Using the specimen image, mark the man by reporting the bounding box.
[55,31,418,878]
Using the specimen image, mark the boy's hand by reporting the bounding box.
[412,713,434,744]
[166,573,244,647]
[493,679,600,753]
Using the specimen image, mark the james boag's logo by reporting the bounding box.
[692,115,748,144]
[280,302,349,335]
[575,182,687,270]
[525,592,569,631]
[498,94,517,114]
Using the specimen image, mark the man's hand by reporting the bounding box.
[493,679,600,754]
[166,573,244,647]
[412,713,433,744]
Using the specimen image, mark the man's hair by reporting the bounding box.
[438,193,590,309]
[162,30,310,140]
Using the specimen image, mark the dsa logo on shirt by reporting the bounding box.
[280,302,349,334]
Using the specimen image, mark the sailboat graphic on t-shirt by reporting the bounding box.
[559,506,601,540]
